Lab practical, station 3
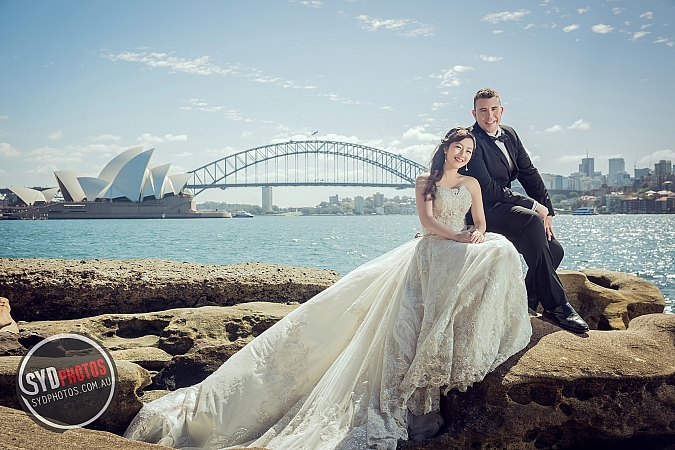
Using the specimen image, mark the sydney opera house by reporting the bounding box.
[3,146,227,219]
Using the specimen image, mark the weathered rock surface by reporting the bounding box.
[0,258,339,322]
[400,313,675,450]
[0,405,171,450]
[558,269,666,330]
[0,356,151,435]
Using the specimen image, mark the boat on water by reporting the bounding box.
[232,211,254,218]
[572,206,598,216]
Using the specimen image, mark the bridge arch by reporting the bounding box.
[186,140,428,195]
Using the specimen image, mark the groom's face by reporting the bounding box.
[472,97,503,135]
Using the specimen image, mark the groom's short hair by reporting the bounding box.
[473,88,501,109]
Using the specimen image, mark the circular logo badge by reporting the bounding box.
[15,333,118,432]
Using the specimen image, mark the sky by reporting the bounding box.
[1,0,674,208]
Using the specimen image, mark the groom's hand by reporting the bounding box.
[543,215,555,241]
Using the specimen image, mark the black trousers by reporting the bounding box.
[480,203,568,310]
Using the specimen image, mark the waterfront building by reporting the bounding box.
[373,192,384,208]
[262,186,273,211]
[329,194,339,206]
[354,196,364,215]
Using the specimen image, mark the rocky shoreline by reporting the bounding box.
[1,257,674,449]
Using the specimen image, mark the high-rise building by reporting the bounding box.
[262,186,273,211]
[373,192,385,207]
[329,194,339,205]
[579,158,594,178]
[655,160,672,177]
[608,158,625,186]
[635,168,650,179]
[354,196,364,214]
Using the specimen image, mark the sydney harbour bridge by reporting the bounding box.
[186,140,427,195]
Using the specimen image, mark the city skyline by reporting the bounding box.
[1,0,674,207]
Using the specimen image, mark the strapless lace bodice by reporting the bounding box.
[422,185,472,236]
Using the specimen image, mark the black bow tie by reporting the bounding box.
[490,134,508,143]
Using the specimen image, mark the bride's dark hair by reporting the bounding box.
[422,127,475,201]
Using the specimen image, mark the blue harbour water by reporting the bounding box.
[1,215,673,313]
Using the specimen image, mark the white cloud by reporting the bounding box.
[203,146,238,157]
[25,164,59,175]
[48,130,63,140]
[91,134,121,142]
[613,8,624,15]
[429,65,473,88]
[26,143,119,165]
[402,126,437,142]
[241,131,253,138]
[104,51,317,89]
[631,31,651,42]
[290,0,322,7]
[174,151,193,157]
[105,52,232,76]
[591,24,614,34]
[493,30,505,34]
[545,125,563,133]
[165,134,188,142]
[138,133,165,144]
[482,9,531,24]
[577,7,590,14]
[380,106,394,111]
[639,11,653,20]
[430,102,448,110]
[524,23,536,30]
[641,24,652,30]
[0,142,20,157]
[568,119,590,130]
[480,55,503,62]
[637,149,675,167]
[355,15,434,37]
[654,37,675,47]
[557,154,587,163]
[0,115,8,120]
[563,24,580,33]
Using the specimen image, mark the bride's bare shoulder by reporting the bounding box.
[416,173,431,185]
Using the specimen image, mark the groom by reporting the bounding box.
[464,88,589,333]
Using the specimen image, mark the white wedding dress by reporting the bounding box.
[125,185,532,450]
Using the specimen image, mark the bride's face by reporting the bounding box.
[444,137,474,169]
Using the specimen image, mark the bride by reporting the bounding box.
[125,127,532,449]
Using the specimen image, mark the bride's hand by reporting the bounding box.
[469,230,484,244]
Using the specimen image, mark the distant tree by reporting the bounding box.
[567,191,580,198]
[552,194,567,204]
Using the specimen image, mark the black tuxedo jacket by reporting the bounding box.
[466,123,553,215]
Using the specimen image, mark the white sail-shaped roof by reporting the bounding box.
[150,164,171,198]
[8,186,45,205]
[168,173,192,195]
[98,146,144,183]
[78,177,110,202]
[109,149,154,202]
[54,171,87,202]
[40,187,60,202]
[141,171,155,199]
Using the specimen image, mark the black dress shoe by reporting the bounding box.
[543,303,589,333]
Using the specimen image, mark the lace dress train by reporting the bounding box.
[125,185,532,449]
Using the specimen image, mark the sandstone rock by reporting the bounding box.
[0,332,25,356]
[18,302,297,355]
[0,258,340,322]
[399,313,675,450]
[0,356,152,436]
[110,347,173,371]
[0,405,171,449]
[558,269,665,330]
[0,296,19,333]
[152,339,248,390]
